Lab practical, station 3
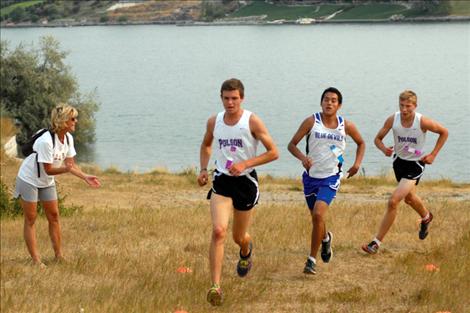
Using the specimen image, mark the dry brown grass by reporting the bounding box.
[1,151,469,312]
[108,0,202,21]
[0,118,17,146]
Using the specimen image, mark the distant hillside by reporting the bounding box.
[1,0,469,26]
[229,0,470,22]
[0,0,204,25]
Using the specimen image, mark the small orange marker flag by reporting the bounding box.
[176,266,193,273]
[425,263,440,272]
[174,310,189,313]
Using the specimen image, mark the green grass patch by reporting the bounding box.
[399,1,470,18]
[0,0,43,17]
[230,1,345,21]
[446,0,470,16]
[413,0,470,17]
[231,2,469,21]
[333,4,408,20]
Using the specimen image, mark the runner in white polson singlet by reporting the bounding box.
[197,78,278,306]
[362,90,448,255]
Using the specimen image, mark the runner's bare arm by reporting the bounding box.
[420,116,448,164]
[228,114,278,176]
[198,116,216,186]
[374,115,394,157]
[287,116,315,170]
[42,162,71,176]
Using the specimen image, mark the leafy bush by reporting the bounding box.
[0,181,22,217]
[9,6,26,22]
[0,181,82,218]
[99,14,109,23]
[30,13,39,22]
[117,15,128,22]
[201,1,226,21]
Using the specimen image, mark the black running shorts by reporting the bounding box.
[393,156,425,185]
[207,170,259,211]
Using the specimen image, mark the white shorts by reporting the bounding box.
[14,177,57,202]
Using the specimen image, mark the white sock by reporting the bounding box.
[308,256,316,264]
[322,232,330,243]
[373,237,382,246]
[422,212,430,221]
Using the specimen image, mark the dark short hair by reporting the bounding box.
[321,87,342,104]
[220,78,244,98]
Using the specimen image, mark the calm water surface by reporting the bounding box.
[2,23,469,181]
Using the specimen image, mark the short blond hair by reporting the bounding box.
[51,104,78,133]
[399,90,417,105]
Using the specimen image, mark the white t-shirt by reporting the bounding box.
[213,110,259,176]
[17,131,76,187]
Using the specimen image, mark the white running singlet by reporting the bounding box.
[306,112,346,179]
[392,112,426,161]
[213,110,258,176]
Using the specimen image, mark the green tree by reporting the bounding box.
[9,6,26,22]
[0,36,99,155]
[117,15,128,22]
[201,0,226,21]
[30,14,39,23]
[99,15,109,23]
[44,3,60,20]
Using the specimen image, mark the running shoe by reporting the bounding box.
[321,231,333,263]
[362,241,379,255]
[237,242,252,277]
[303,258,316,275]
[419,212,433,240]
[206,284,223,306]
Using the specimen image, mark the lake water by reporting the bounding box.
[2,23,469,182]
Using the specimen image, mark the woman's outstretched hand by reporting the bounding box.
[85,175,101,188]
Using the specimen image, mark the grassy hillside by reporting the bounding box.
[1,143,469,312]
[332,3,409,20]
[2,0,469,24]
[230,0,470,21]
[0,0,202,23]
[0,0,114,22]
[0,0,42,17]
[443,0,470,15]
[229,1,341,20]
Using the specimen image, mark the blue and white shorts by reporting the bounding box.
[302,172,341,208]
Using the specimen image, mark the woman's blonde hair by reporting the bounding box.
[51,104,78,133]
[399,90,417,105]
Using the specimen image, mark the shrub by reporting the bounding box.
[0,181,82,218]
[117,15,128,22]
[99,15,109,23]
[0,181,22,217]
[9,6,26,22]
